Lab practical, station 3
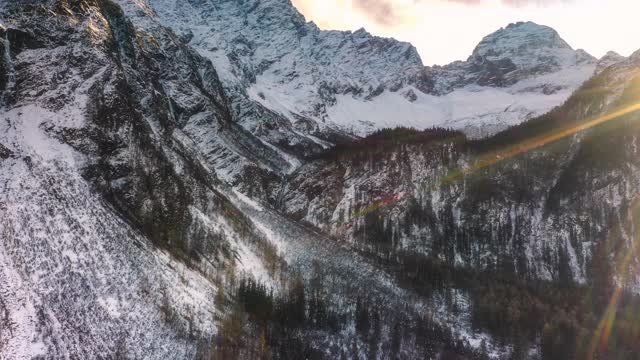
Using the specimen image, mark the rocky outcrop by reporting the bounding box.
[0,142,12,159]
[596,50,626,74]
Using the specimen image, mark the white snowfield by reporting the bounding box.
[324,66,595,138]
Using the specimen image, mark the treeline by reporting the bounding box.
[202,275,327,359]
[468,68,621,155]
[201,268,487,359]
[312,127,466,162]
[366,247,640,360]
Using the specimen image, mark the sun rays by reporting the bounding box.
[336,100,640,232]
[586,195,640,359]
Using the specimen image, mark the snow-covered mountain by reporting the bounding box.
[139,0,599,140]
[411,21,598,137]
[106,0,614,202]
[2,0,640,358]
[0,1,502,358]
[103,0,620,201]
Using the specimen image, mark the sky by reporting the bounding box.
[290,0,640,66]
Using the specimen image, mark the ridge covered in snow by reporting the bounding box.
[323,21,599,137]
[135,2,601,139]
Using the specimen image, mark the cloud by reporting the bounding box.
[501,0,572,6]
[443,0,569,4]
[351,0,572,26]
[352,0,400,26]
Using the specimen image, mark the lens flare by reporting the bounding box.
[336,101,640,232]
[587,195,640,358]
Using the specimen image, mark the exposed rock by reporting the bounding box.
[596,50,626,74]
[0,143,13,159]
[403,88,418,103]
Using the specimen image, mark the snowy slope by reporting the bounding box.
[326,64,595,138]
[0,148,220,359]
[0,98,224,358]
[0,2,281,357]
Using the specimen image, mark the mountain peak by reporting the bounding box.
[505,20,551,31]
[469,21,594,77]
[473,21,571,59]
[596,50,626,73]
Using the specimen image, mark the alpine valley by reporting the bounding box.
[1,0,640,359]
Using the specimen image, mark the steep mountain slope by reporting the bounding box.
[0,150,222,358]
[0,1,504,358]
[0,1,279,357]
[282,52,640,287]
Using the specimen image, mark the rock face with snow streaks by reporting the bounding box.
[2,0,640,359]
[282,55,640,287]
[0,1,273,357]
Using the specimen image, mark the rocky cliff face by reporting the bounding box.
[282,55,640,287]
[0,1,278,357]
